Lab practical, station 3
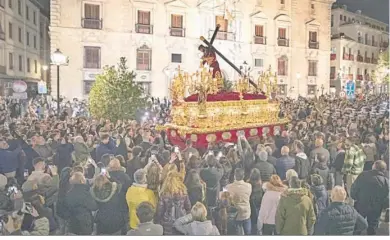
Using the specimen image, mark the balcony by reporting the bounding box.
[364,57,371,63]
[208,30,235,41]
[357,55,363,62]
[277,38,289,47]
[170,27,185,37]
[308,41,319,49]
[357,74,363,80]
[135,24,153,34]
[253,36,266,45]
[342,53,354,61]
[81,18,103,30]
[330,72,336,79]
[372,58,378,64]
[330,53,336,60]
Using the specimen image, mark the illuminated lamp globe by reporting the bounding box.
[51,49,67,66]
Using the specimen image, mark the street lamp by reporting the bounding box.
[296,73,301,96]
[51,49,68,116]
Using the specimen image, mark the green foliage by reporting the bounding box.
[374,50,389,84]
[89,57,148,121]
[222,78,233,91]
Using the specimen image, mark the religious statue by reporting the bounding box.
[198,45,223,90]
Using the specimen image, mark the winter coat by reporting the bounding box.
[294,152,311,180]
[109,170,132,193]
[16,217,50,235]
[362,143,377,162]
[127,222,164,236]
[312,163,335,190]
[54,143,73,172]
[276,188,316,235]
[156,194,192,235]
[64,184,98,235]
[314,202,368,235]
[310,185,329,217]
[0,147,22,174]
[275,156,295,180]
[33,144,54,160]
[200,167,223,207]
[257,182,287,230]
[351,170,389,214]
[22,144,40,172]
[253,160,276,182]
[332,150,345,172]
[250,182,263,220]
[310,147,330,166]
[126,156,145,183]
[95,140,116,163]
[226,180,252,221]
[186,183,206,207]
[173,214,220,235]
[116,136,129,161]
[126,183,157,229]
[72,142,92,165]
[213,200,238,235]
[90,182,128,234]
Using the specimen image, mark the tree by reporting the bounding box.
[373,50,389,84]
[89,57,148,121]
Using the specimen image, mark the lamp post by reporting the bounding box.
[51,49,68,116]
[296,73,301,97]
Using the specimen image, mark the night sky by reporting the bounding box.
[335,0,389,24]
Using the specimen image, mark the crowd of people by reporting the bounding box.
[0,94,389,236]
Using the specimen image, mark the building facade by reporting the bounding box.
[50,0,335,99]
[330,5,389,95]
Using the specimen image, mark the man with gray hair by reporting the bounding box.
[275,146,295,180]
[254,151,276,182]
[351,160,389,235]
[126,169,156,230]
[314,186,367,235]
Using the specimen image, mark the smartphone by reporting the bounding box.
[189,152,193,158]
[222,187,227,192]
[24,169,29,178]
[218,152,223,158]
[208,151,214,156]
[101,168,107,175]
[8,186,18,195]
[174,147,179,153]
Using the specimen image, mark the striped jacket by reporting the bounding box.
[342,145,366,175]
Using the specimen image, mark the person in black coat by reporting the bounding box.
[54,139,74,173]
[108,158,132,192]
[64,172,98,235]
[95,134,116,163]
[126,146,145,183]
[90,175,128,235]
[351,160,389,235]
[314,186,367,235]
[254,151,276,182]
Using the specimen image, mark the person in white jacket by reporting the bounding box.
[257,175,287,235]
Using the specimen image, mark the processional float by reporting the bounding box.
[157,25,289,149]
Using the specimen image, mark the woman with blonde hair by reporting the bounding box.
[161,152,185,184]
[144,158,163,199]
[90,174,128,235]
[156,171,191,235]
[215,191,238,235]
[257,175,287,235]
[173,202,220,235]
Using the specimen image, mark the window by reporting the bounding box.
[83,3,101,29]
[278,28,286,39]
[8,0,11,8]
[309,31,317,42]
[311,4,314,9]
[8,22,12,39]
[308,85,317,95]
[308,60,317,76]
[26,32,29,46]
[18,27,22,42]
[33,35,36,48]
[27,58,30,72]
[277,56,288,76]
[34,60,37,73]
[17,0,21,15]
[281,0,285,4]
[83,46,101,69]
[171,14,183,28]
[254,58,263,67]
[26,6,29,20]
[8,53,13,70]
[255,25,264,37]
[216,16,228,32]
[33,11,36,25]
[330,66,336,79]
[18,55,22,71]
[136,45,151,70]
[138,11,150,25]
[171,53,182,63]
[343,16,346,21]
[331,15,334,27]
[84,81,95,95]
[340,15,343,20]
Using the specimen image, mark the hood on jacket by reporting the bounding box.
[295,152,307,160]
[310,184,326,198]
[188,220,217,235]
[90,182,121,203]
[264,182,287,192]
[73,142,90,155]
[282,188,309,203]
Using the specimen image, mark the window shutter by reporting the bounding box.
[255,25,263,36]
[278,28,286,39]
